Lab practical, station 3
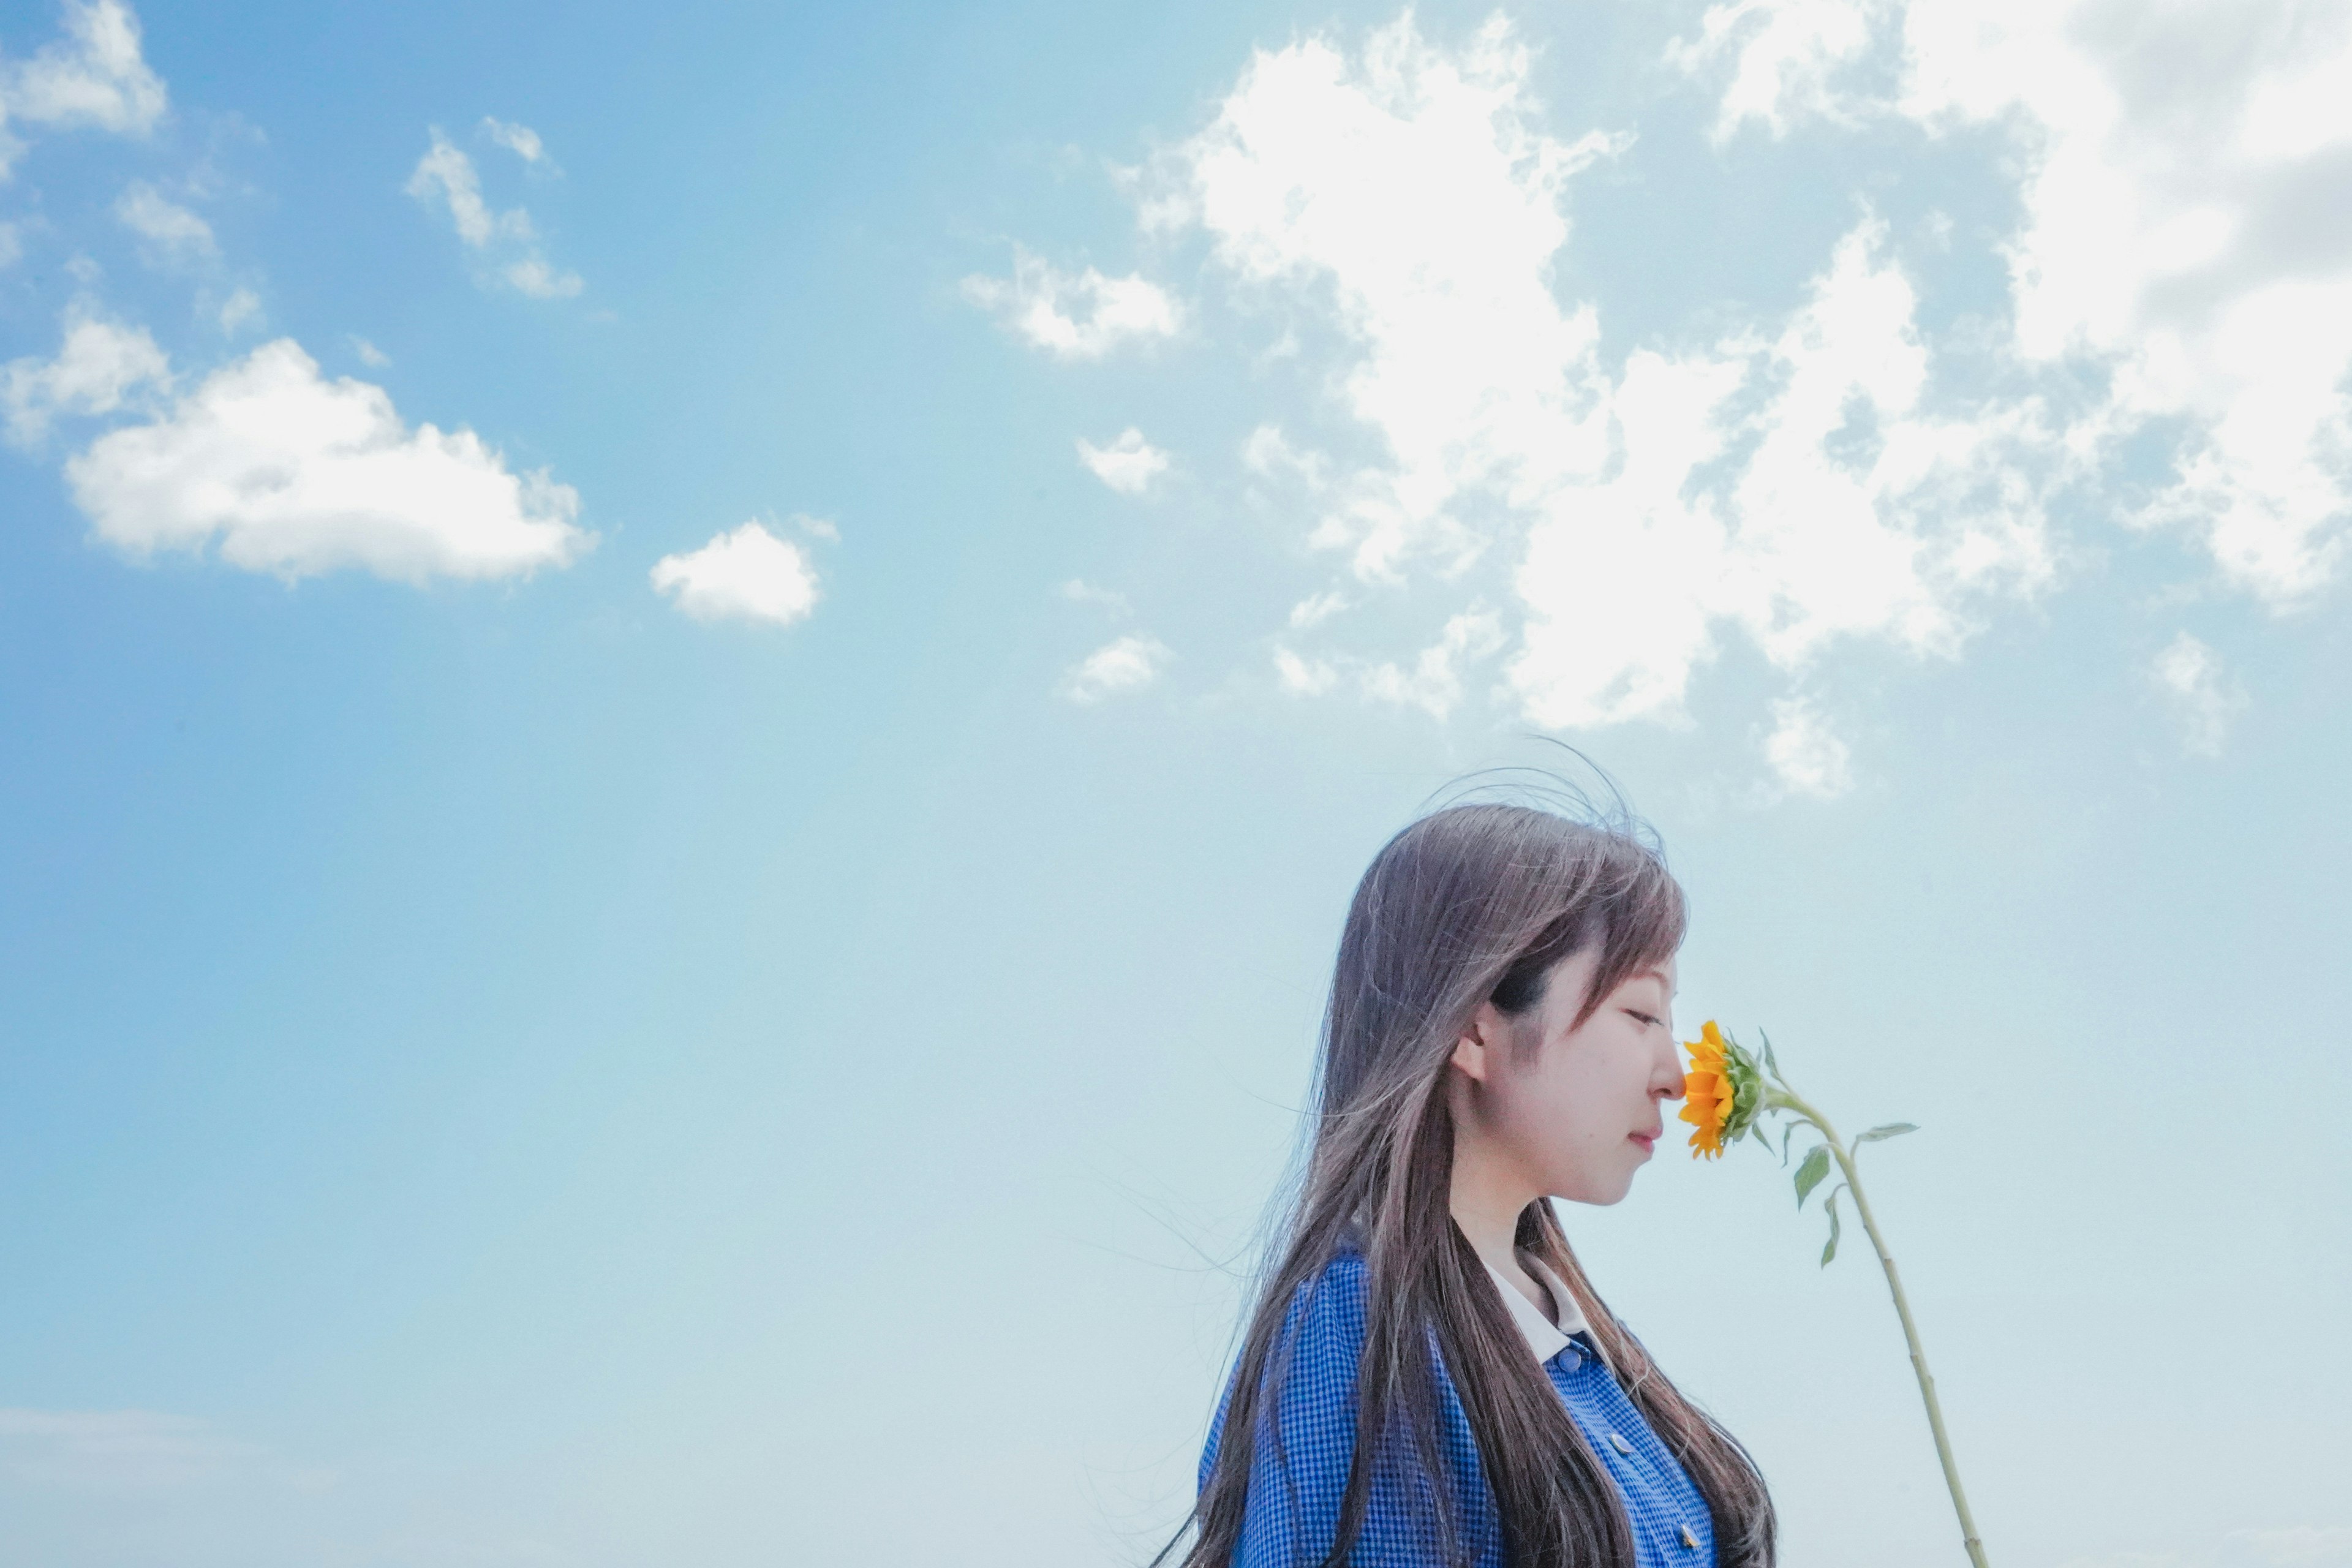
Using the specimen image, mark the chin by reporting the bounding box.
[1555,1173,1638,1208]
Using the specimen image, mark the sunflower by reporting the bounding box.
[1680,1020,1765,1158]
[1680,1021,1736,1158]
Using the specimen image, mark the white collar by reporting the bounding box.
[1482,1251,1593,1365]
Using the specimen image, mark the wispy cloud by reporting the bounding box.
[113,179,214,260]
[407,127,582,298]
[480,116,549,166]
[215,287,262,334]
[1058,577,1131,612]
[1,300,170,445]
[2231,1526,2352,1566]
[1076,427,1170,494]
[963,247,1179,359]
[650,521,822,625]
[2152,631,2245,758]
[0,1408,266,1489]
[1063,633,1170,702]
[1762,695,1855,799]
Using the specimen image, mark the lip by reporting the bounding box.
[1629,1131,1657,1154]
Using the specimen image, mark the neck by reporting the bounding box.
[1445,1069,1539,1276]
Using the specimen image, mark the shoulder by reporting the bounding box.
[1201,1250,1371,1471]
[1276,1249,1370,1357]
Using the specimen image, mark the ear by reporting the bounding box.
[1450,1001,1506,1084]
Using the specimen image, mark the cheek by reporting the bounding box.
[1512,1052,1618,1148]
[1521,1036,1649,1144]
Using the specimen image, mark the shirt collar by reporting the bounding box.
[1481,1251,1593,1364]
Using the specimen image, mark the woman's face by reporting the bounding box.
[1476,947,1686,1206]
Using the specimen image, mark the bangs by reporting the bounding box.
[1490,831,1686,1025]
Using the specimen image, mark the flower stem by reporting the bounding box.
[1770,1089,1991,1568]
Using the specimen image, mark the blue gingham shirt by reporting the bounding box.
[1200,1250,1716,1567]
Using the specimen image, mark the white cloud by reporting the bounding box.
[215,287,261,334]
[650,521,820,625]
[1362,608,1504,718]
[349,335,390,368]
[2152,631,2245,758]
[2,301,168,444]
[0,221,21,267]
[963,247,1180,359]
[1076,427,1170,494]
[1063,633,1170,702]
[480,116,547,165]
[0,0,167,178]
[1762,695,1855,798]
[407,127,581,298]
[1681,0,2352,605]
[65,337,587,582]
[1667,0,1891,141]
[113,179,213,259]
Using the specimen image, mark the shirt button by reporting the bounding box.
[1607,1431,1633,1455]
[1681,1525,1702,1549]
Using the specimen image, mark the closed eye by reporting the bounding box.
[1626,1010,1662,1028]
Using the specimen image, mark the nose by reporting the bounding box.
[1654,1032,1687,1101]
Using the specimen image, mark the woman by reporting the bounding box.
[1164,802,1774,1568]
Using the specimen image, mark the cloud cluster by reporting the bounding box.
[65,337,587,581]
[0,0,167,178]
[957,3,2352,774]
[407,124,582,299]
[963,247,1180,359]
[1164,15,2051,770]
[1678,0,2352,604]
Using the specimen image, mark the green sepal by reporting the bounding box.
[1718,1029,1769,1144]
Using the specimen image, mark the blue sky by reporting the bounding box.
[2,1,2349,1564]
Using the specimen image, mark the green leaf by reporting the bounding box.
[1777,1123,1797,1166]
[1854,1123,1918,1145]
[1820,1185,1845,1267]
[1793,1145,1830,1207]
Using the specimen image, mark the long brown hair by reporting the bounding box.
[1165,801,1774,1568]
